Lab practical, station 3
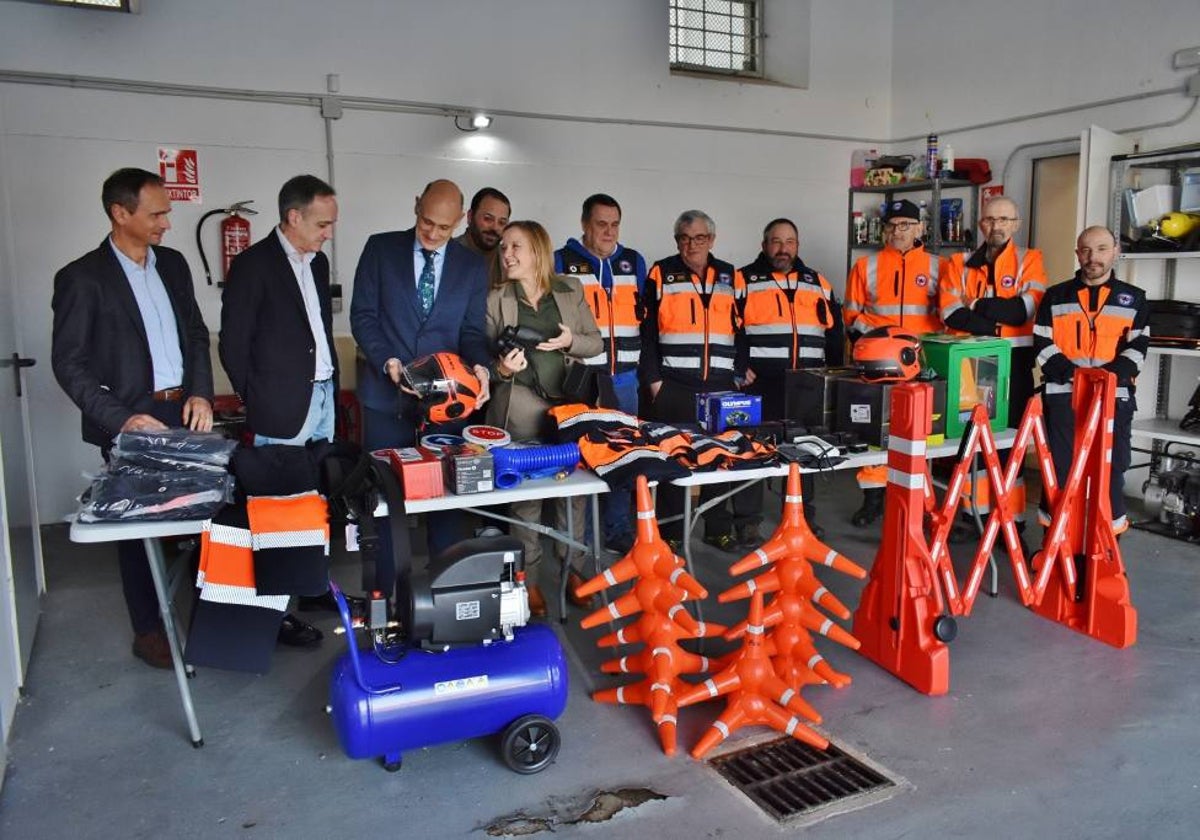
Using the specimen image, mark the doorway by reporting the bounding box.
[1030,154,1080,285]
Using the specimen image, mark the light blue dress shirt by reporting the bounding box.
[110,238,184,391]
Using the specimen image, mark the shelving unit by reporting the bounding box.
[845,178,979,278]
[1108,145,1200,539]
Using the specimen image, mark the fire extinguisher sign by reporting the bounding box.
[158,148,202,203]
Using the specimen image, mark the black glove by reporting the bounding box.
[973,296,1028,326]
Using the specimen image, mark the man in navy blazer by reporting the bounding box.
[220,175,339,445]
[351,178,491,555]
[52,168,214,669]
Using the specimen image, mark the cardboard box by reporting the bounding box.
[377,447,445,500]
[835,378,947,447]
[442,444,494,495]
[696,391,762,432]
[784,367,858,429]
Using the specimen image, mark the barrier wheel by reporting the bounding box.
[382,756,403,773]
[933,614,958,643]
[500,714,560,774]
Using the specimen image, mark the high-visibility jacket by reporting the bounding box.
[1033,272,1150,401]
[555,239,647,375]
[844,246,942,338]
[939,241,1047,346]
[642,254,741,391]
[736,254,843,374]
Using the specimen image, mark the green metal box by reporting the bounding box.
[920,335,1011,439]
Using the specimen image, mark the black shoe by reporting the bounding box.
[278,613,323,648]
[734,523,763,549]
[606,532,635,555]
[298,590,367,616]
[703,533,740,553]
[851,489,885,528]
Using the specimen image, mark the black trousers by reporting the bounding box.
[649,378,762,540]
[363,405,466,558]
[1042,391,1134,525]
[101,399,184,636]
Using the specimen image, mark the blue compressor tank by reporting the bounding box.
[329,622,568,770]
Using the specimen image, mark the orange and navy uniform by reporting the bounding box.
[844,245,942,339]
[1034,271,1148,398]
[1034,270,1149,531]
[735,254,844,377]
[642,254,742,391]
[554,239,647,376]
[845,245,941,492]
[938,241,1047,346]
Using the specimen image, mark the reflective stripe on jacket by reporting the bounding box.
[844,246,942,337]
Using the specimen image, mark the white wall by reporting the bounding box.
[0,0,894,519]
[890,0,1200,232]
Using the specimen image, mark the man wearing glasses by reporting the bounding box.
[642,210,754,551]
[938,196,1047,536]
[844,199,943,527]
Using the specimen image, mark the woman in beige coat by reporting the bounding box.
[486,220,602,616]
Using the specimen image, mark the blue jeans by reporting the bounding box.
[601,370,639,542]
[254,380,335,446]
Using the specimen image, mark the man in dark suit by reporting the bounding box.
[52,167,214,669]
[350,178,491,556]
[219,174,339,644]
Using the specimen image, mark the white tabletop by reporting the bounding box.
[402,468,611,514]
[69,516,207,544]
[671,428,1017,487]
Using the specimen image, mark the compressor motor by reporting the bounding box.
[1142,443,1200,537]
[398,534,531,648]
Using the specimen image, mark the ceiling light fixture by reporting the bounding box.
[454,112,493,132]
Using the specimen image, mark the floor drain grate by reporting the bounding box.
[708,736,897,824]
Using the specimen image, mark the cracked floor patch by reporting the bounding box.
[484,787,667,836]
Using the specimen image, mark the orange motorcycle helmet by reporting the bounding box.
[401,352,481,424]
[852,326,923,382]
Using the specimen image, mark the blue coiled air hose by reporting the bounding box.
[491,443,582,489]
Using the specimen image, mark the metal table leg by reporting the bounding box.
[142,537,203,747]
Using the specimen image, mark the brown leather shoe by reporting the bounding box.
[566,571,596,610]
[132,629,173,670]
[527,584,548,618]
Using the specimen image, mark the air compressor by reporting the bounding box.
[327,535,569,773]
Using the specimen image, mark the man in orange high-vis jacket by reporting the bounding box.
[1034,226,1148,536]
[736,217,844,540]
[938,196,1047,534]
[844,198,942,527]
[642,209,752,551]
[556,193,648,555]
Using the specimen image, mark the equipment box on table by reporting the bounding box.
[377,447,445,500]
[784,366,858,429]
[919,335,1010,439]
[836,377,947,447]
[442,444,495,494]
[695,391,762,433]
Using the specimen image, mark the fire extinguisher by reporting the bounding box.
[196,200,257,286]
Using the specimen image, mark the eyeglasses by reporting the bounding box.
[675,233,712,246]
[883,221,917,232]
[980,216,1018,225]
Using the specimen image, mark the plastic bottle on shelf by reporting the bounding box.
[926,134,939,180]
[850,148,879,188]
[942,144,956,177]
[852,211,867,245]
[868,210,882,244]
[918,200,929,229]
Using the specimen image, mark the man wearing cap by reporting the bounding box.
[843,198,943,527]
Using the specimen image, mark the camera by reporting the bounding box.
[496,324,545,356]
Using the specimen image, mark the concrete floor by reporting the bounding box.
[2,469,1199,839]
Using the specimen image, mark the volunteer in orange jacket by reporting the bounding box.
[938,196,1047,533]
[642,209,752,550]
[844,198,942,527]
[1034,225,1148,535]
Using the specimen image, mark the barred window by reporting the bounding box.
[669,0,763,78]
